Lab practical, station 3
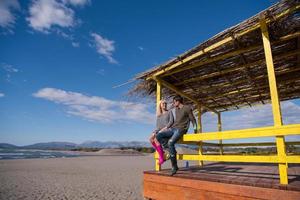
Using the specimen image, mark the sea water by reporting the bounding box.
[0,149,80,160]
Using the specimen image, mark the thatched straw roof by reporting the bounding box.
[131,0,300,113]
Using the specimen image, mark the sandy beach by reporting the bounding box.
[0,153,193,200]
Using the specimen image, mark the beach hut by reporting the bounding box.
[131,0,300,199]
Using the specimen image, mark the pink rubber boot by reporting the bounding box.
[156,144,165,165]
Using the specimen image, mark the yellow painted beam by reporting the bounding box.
[260,17,287,185]
[152,76,218,113]
[183,124,300,141]
[197,104,203,166]
[287,156,300,163]
[176,154,300,164]
[176,140,222,146]
[155,81,161,171]
[175,141,300,147]
[178,154,299,163]
[277,136,288,184]
[176,154,279,163]
[154,152,160,171]
[145,5,300,79]
[260,18,283,127]
[154,152,300,163]
[218,141,300,147]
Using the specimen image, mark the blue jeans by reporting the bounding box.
[156,128,185,157]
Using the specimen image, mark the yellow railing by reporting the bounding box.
[152,118,300,174]
[154,125,300,185]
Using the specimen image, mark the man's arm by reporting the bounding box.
[187,106,197,133]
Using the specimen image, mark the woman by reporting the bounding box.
[149,99,174,165]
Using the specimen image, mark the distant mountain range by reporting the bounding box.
[0,141,151,150]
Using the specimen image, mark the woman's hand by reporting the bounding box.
[160,127,168,132]
[151,132,156,138]
[149,132,157,142]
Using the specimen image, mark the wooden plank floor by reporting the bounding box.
[144,162,300,200]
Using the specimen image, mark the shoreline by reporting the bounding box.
[0,148,152,160]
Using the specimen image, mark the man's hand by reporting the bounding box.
[193,124,198,134]
[160,127,168,132]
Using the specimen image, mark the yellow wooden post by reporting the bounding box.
[155,80,161,171]
[217,112,224,155]
[197,104,203,166]
[260,18,288,184]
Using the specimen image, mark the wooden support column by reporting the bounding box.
[155,80,161,171]
[217,113,224,155]
[260,18,288,185]
[197,104,203,166]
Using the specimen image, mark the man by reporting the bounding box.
[155,95,197,176]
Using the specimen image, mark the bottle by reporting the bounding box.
[185,161,189,168]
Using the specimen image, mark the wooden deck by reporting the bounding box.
[143,162,300,200]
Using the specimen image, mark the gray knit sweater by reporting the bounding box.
[154,111,174,134]
[172,105,197,132]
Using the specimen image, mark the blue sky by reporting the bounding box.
[0,0,299,146]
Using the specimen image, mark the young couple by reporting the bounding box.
[149,95,197,176]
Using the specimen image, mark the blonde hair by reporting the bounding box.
[156,100,167,116]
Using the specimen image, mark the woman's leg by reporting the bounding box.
[150,133,165,164]
[156,130,174,165]
[156,144,165,165]
[156,130,173,145]
[154,137,160,145]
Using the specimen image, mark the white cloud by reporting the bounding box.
[91,32,117,64]
[96,69,105,76]
[1,63,19,82]
[63,0,90,6]
[26,0,88,47]
[71,41,80,47]
[33,88,155,124]
[55,29,80,47]
[281,101,300,124]
[1,63,19,73]
[0,0,20,30]
[202,101,300,132]
[0,93,5,97]
[27,0,75,33]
